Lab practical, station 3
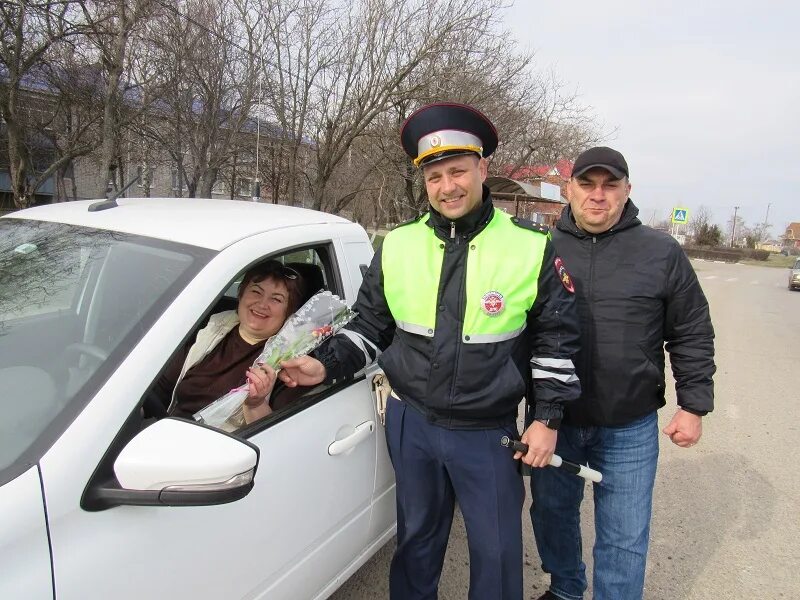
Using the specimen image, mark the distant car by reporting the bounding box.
[0,198,395,600]
[790,258,800,290]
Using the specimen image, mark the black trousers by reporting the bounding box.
[384,396,524,600]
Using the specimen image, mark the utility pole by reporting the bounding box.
[762,202,771,230]
[253,53,264,203]
[731,206,739,247]
[253,76,261,203]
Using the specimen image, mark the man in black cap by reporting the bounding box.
[529,147,716,600]
[278,102,582,599]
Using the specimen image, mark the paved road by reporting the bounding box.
[331,259,800,600]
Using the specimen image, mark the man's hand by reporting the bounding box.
[662,408,702,448]
[514,421,557,468]
[278,355,326,387]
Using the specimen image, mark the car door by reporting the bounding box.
[0,467,53,600]
[333,231,398,547]
[40,226,378,600]
[243,379,377,599]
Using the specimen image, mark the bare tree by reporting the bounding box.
[742,223,769,249]
[329,4,604,226]
[499,71,606,177]
[0,0,89,207]
[132,2,193,196]
[689,206,725,247]
[688,205,712,241]
[258,0,517,211]
[138,0,261,198]
[75,0,158,197]
[257,0,333,205]
[310,0,500,212]
[3,0,605,218]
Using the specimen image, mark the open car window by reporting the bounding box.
[222,248,330,302]
[141,243,344,437]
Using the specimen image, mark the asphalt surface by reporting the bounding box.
[331,259,800,600]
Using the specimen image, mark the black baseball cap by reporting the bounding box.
[571,146,629,179]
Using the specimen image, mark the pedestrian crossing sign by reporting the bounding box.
[671,208,689,224]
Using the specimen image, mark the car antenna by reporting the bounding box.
[88,172,141,212]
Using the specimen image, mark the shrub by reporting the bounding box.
[683,246,742,263]
[742,249,770,261]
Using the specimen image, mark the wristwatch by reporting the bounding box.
[535,416,562,430]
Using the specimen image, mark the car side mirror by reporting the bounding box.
[82,418,259,511]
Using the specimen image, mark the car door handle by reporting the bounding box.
[328,421,375,456]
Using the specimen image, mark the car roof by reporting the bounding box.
[3,197,352,250]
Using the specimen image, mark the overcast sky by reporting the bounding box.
[502,0,799,237]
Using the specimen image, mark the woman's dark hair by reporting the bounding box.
[238,260,307,315]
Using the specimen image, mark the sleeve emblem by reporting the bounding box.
[554,257,575,294]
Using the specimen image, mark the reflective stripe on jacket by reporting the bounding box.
[316,190,582,429]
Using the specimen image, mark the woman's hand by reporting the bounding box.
[245,363,277,406]
[243,364,276,424]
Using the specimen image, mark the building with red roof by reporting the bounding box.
[783,222,800,250]
[499,159,574,200]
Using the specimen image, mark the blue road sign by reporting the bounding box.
[671,208,689,224]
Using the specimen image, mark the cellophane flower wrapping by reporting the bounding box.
[194,291,356,431]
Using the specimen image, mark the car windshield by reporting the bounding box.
[0,218,213,482]
[794,260,800,270]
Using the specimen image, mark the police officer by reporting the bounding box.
[279,102,582,599]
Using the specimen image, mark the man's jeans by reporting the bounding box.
[530,412,659,600]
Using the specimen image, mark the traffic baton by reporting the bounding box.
[500,436,603,483]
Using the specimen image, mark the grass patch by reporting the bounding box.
[741,254,797,268]
[370,234,385,250]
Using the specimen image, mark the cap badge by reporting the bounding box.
[429,135,441,148]
[554,257,575,293]
[481,291,505,316]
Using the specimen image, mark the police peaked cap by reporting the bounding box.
[400,102,498,167]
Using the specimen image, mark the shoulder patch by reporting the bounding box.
[392,212,426,230]
[554,256,576,293]
[510,216,550,234]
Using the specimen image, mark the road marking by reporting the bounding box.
[750,281,760,285]
[703,275,718,280]
[725,278,738,282]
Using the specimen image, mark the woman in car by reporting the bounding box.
[147,259,309,425]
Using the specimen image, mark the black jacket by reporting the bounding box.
[317,188,581,429]
[552,200,715,427]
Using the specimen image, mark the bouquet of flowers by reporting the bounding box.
[194,290,356,431]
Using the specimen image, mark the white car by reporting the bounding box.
[0,198,395,600]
